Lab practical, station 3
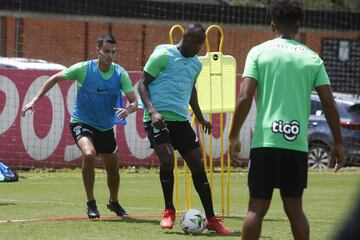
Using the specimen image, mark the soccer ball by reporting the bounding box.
[180,209,207,235]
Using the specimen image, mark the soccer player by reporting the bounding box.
[21,33,138,219]
[138,23,231,235]
[228,0,344,239]
[335,191,360,240]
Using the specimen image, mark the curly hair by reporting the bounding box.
[268,0,303,25]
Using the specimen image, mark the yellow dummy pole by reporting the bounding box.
[184,114,197,210]
[196,24,236,217]
[205,108,213,201]
[169,24,184,45]
[220,117,225,217]
[173,151,179,214]
[184,111,197,211]
[169,24,184,214]
[205,25,225,212]
[184,160,189,210]
[201,129,208,173]
[205,25,224,52]
[189,114,197,209]
[227,114,234,216]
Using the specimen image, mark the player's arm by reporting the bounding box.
[138,71,167,129]
[228,77,257,162]
[315,85,344,172]
[229,77,257,139]
[115,71,138,119]
[21,70,66,116]
[138,48,168,129]
[115,91,137,119]
[228,47,258,162]
[124,92,137,114]
[189,84,212,134]
[138,71,156,114]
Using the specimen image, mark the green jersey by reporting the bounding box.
[62,60,134,129]
[243,38,330,152]
[63,61,134,93]
[143,44,201,122]
[143,47,185,122]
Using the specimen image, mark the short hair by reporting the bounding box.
[185,23,205,35]
[97,33,117,48]
[268,0,303,25]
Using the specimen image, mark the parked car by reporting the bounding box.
[0,57,65,70]
[308,93,360,169]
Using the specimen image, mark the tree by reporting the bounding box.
[228,0,360,12]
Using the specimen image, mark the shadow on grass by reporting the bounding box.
[223,216,245,220]
[0,202,16,206]
[100,217,159,226]
[224,215,287,223]
[165,230,242,237]
[263,217,287,223]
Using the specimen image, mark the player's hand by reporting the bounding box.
[114,108,128,119]
[229,137,242,165]
[198,119,212,135]
[330,143,345,172]
[21,101,36,116]
[150,111,167,130]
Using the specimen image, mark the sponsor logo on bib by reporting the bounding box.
[271,120,300,141]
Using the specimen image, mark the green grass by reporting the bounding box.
[0,168,359,240]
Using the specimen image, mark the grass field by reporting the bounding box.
[0,167,359,240]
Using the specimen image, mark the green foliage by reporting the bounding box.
[230,0,267,7]
[229,0,360,12]
[0,168,359,239]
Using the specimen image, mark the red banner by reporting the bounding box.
[0,69,253,168]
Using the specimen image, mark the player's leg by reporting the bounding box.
[155,143,175,209]
[101,153,119,202]
[170,122,212,216]
[97,128,127,216]
[242,148,278,239]
[102,152,128,216]
[242,197,271,240]
[173,121,231,234]
[96,129,119,202]
[77,137,97,201]
[282,196,309,240]
[144,121,176,228]
[70,123,99,218]
[182,148,212,216]
[280,149,309,240]
[182,148,231,235]
[335,192,360,240]
[154,143,177,228]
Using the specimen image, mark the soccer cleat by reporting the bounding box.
[206,216,232,235]
[86,200,100,219]
[107,201,128,216]
[160,208,176,229]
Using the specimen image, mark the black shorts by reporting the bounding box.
[248,147,308,199]
[69,122,117,154]
[144,121,200,157]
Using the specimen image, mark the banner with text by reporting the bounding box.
[0,69,255,168]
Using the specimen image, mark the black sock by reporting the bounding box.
[160,168,175,210]
[192,171,215,218]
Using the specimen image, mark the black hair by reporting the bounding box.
[185,23,205,35]
[97,33,117,48]
[268,0,303,26]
